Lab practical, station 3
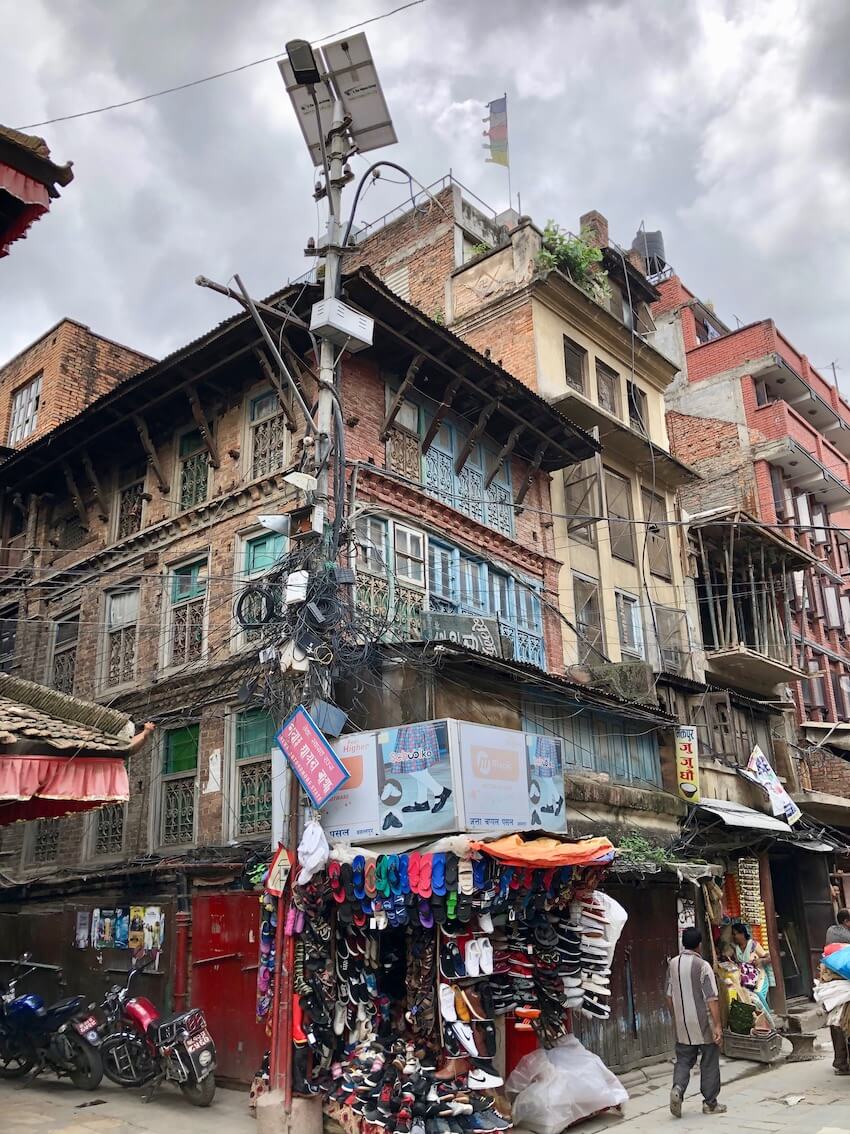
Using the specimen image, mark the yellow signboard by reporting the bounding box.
[675,725,700,801]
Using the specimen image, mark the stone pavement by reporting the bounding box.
[0,1075,255,1133]
[570,1031,850,1133]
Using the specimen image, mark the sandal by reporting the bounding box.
[419,854,433,898]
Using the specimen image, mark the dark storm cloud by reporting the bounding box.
[2,0,849,393]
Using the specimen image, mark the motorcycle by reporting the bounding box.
[0,955,103,1089]
[98,955,216,1107]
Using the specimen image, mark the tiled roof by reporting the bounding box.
[0,675,131,753]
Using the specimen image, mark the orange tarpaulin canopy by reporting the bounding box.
[471,833,615,868]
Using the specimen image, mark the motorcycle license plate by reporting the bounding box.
[184,1029,213,1054]
[74,1016,98,1035]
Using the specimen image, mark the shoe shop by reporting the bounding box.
[264,827,630,1133]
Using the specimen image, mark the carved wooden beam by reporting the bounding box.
[187,388,221,468]
[61,463,90,531]
[80,451,109,520]
[421,375,463,455]
[379,354,424,441]
[252,348,297,431]
[484,424,523,488]
[514,441,547,509]
[454,400,499,475]
[133,415,170,494]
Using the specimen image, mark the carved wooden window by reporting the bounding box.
[51,615,79,694]
[28,818,60,864]
[250,390,287,480]
[94,804,125,857]
[169,561,206,666]
[386,397,421,482]
[116,465,146,540]
[178,429,209,510]
[235,709,275,837]
[105,590,138,687]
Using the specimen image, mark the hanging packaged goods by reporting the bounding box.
[257,833,627,1130]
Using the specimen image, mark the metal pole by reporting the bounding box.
[313,98,347,531]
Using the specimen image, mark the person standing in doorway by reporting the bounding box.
[667,926,726,1119]
[825,908,850,1075]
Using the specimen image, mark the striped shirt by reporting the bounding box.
[666,950,718,1045]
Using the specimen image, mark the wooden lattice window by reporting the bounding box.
[169,562,206,666]
[94,804,125,857]
[28,818,60,865]
[178,430,209,510]
[250,390,287,480]
[116,465,146,539]
[51,615,79,693]
[105,590,138,687]
[235,709,275,836]
[161,725,198,846]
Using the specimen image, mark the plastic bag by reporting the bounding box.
[506,1035,628,1134]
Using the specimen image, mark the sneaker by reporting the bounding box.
[669,1085,683,1119]
[702,1102,727,1115]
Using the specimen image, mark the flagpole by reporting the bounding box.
[504,92,512,212]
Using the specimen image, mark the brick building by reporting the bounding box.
[0,265,687,1076]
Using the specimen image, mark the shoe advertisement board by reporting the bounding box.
[321,718,566,843]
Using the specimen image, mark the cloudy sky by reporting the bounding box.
[4,0,850,389]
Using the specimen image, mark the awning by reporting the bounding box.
[0,161,50,257]
[696,798,791,834]
[0,754,129,825]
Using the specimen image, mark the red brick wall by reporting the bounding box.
[806,747,850,797]
[666,410,758,513]
[453,300,538,391]
[344,187,456,319]
[684,321,775,384]
[0,320,152,448]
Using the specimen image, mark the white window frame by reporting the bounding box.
[9,372,42,445]
[100,588,139,692]
[355,515,389,576]
[393,524,425,586]
[615,590,645,659]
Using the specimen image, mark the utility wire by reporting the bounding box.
[14,0,429,131]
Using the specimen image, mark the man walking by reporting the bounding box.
[825,908,850,1075]
[667,926,726,1118]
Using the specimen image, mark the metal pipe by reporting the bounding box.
[232,274,316,430]
[173,873,191,1013]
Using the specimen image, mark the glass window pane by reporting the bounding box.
[55,617,79,647]
[245,532,284,575]
[163,724,199,774]
[179,429,204,457]
[108,590,139,627]
[172,561,207,604]
[251,391,279,422]
[236,709,276,761]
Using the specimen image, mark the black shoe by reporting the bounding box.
[531,809,541,826]
[383,812,403,830]
[540,803,554,814]
[555,795,564,816]
[431,788,452,814]
[402,801,430,813]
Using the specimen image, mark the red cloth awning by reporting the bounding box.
[0,754,129,824]
[0,161,51,257]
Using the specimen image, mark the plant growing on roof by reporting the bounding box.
[536,222,612,305]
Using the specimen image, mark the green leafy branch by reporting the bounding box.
[536,222,612,305]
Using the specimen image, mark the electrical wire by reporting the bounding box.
[14,0,430,131]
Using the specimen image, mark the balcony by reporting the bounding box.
[752,354,850,458]
[552,388,696,487]
[690,508,815,692]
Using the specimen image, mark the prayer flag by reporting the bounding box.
[483,95,509,167]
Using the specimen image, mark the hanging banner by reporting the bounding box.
[739,744,802,825]
[276,705,350,809]
[675,725,700,801]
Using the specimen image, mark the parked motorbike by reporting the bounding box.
[97,956,216,1107]
[0,955,103,1089]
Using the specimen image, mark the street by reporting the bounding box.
[0,1076,255,1133]
[3,1042,850,1134]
